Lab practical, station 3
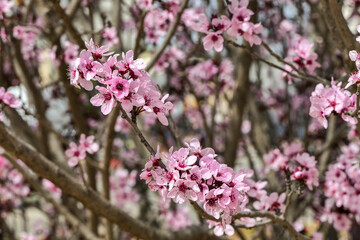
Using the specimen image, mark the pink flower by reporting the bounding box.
[228,0,250,14]
[0,87,21,108]
[167,179,199,204]
[102,27,119,47]
[85,38,112,60]
[120,50,146,75]
[253,192,286,213]
[345,71,360,89]
[79,134,99,154]
[109,77,130,100]
[211,16,231,34]
[209,220,234,237]
[204,190,222,219]
[0,0,13,19]
[90,86,116,115]
[65,142,86,167]
[163,207,192,231]
[293,153,319,190]
[203,33,224,52]
[79,50,103,82]
[310,81,358,128]
[247,180,267,199]
[263,149,288,172]
[63,41,79,65]
[242,22,263,46]
[144,94,173,126]
[191,14,209,33]
[42,179,62,198]
[332,213,352,231]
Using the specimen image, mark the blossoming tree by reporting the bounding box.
[0,0,360,239]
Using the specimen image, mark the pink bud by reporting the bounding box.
[293,171,303,180]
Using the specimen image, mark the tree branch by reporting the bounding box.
[4,154,99,240]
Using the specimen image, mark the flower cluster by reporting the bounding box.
[186,59,234,97]
[159,199,192,231]
[322,141,360,231]
[110,168,139,207]
[0,87,21,109]
[284,37,320,77]
[0,0,13,19]
[13,26,41,60]
[192,0,263,52]
[102,27,119,47]
[65,134,99,167]
[63,41,79,65]
[69,39,173,125]
[0,155,30,217]
[138,0,183,44]
[264,142,319,190]
[309,81,357,129]
[140,139,251,236]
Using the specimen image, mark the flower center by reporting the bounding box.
[104,93,112,101]
[211,35,219,42]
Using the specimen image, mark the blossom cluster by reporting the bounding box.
[140,139,251,236]
[102,27,119,48]
[0,155,30,217]
[69,39,173,125]
[284,37,321,79]
[13,26,41,61]
[0,87,21,109]
[0,0,13,19]
[322,141,360,231]
[186,59,234,97]
[137,0,183,44]
[264,142,319,190]
[309,81,357,129]
[191,0,263,52]
[159,199,192,231]
[65,134,99,167]
[110,168,139,207]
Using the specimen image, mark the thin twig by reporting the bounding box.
[50,0,85,48]
[118,104,156,155]
[233,211,311,240]
[227,41,329,85]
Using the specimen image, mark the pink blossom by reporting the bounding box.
[0,87,21,108]
[241,22,263,46]
[109,77,130,100]
[65,142,86,167]
[63,41,79,65]
[253,192,286,213]
[102,27,119,47]
[0,0,13,18]
[211,16,231,34]
[85,38,112,60]
[167,179,199,204]
[90,86,116,115]
[79,134,99,154]
[79,50,103,82]
[345,71,360,89]
[203,33,224,52]
[42,179,62,198]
